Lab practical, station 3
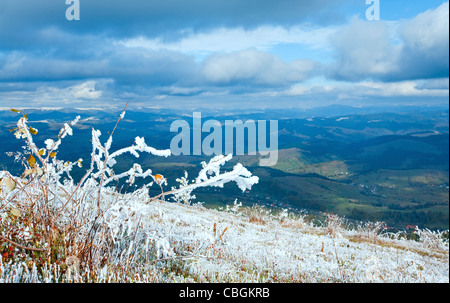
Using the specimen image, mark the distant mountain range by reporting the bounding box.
[1,103,448,118]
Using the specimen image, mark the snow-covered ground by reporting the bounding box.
[126,200,449,283]
[1,194,448,283]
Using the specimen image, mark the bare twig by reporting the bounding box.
[146,254,215,264]
[0,235,45,252]
[96,102,129,214]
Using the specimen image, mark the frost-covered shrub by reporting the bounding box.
[414,227,449,251]
[356,221,385,241]
[274,209,310,230]
[0,108,259,281]
[225,199,242,214]
[243,204,271,225]
[325,214,346,238]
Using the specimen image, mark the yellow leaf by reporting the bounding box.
[28,155,36,168]
[4,177,16,191]
[50,152,57,158]
[29,127,38,135]
[23,169,34,177]
[10,109,20,113]
[39,148,46,156]
[11,208,21,217]
[36,167,43,176]
[8,127,18,133]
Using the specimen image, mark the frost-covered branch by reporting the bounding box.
[151,155,259,203]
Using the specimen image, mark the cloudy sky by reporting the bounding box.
[0,0,448,110]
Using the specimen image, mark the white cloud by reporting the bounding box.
[397,2,449,79]
[329,17,401,80]
[355,81,449,98]
[401,2,449,53]
[329,2,449,82]
[202,49,317,86]
[70,81,103,100]
[0,81,106,106]
[160,86,203,96]
[118,25,336,57]
[285,79,449,99]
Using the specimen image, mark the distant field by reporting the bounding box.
[270,148,351,179]
[352,169,449,186]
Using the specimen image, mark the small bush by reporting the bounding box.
[414,227,448,250]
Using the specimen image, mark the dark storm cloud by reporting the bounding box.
[0,45,201,87]
[0,0,350,49]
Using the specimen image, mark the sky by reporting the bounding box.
[0,0,448,110]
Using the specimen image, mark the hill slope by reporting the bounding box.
[1,199,448,283]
